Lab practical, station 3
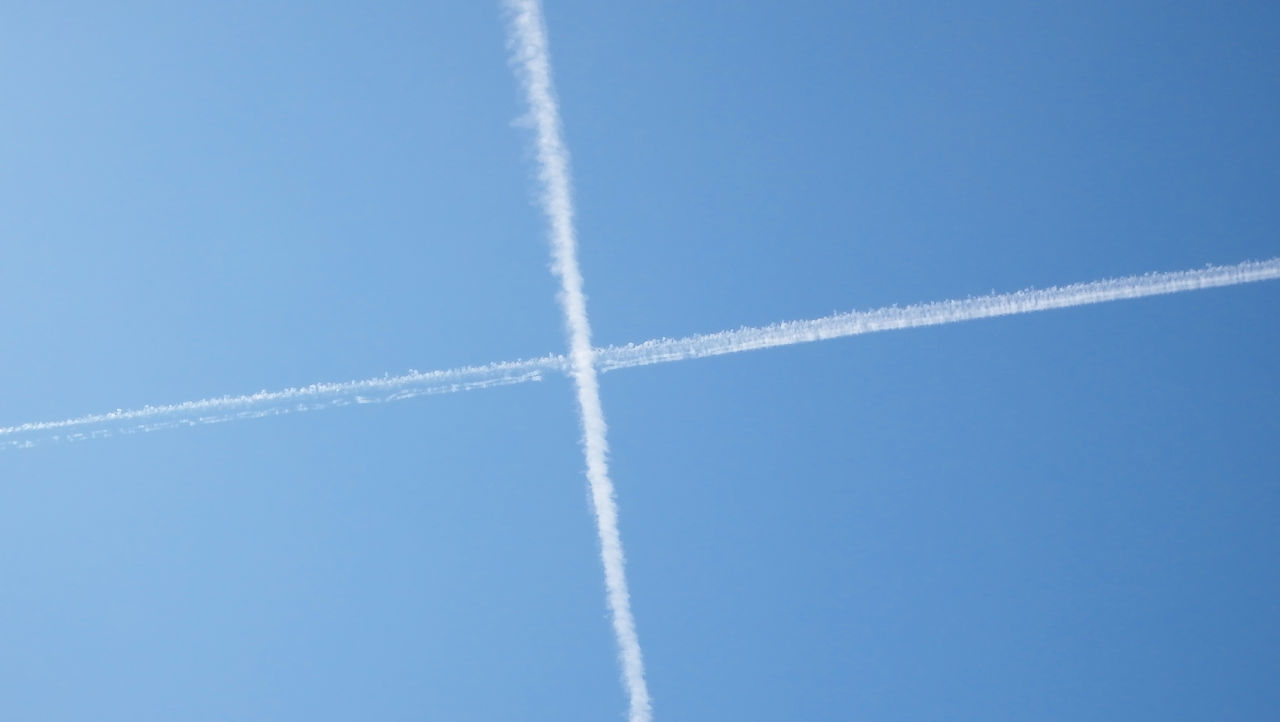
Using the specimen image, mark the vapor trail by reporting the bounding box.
[0,357,560,450]
[596,257,1280,372]
[504,2,652,720]
[3,258,1277,452]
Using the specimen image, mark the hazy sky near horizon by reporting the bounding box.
[3,2,1279,720]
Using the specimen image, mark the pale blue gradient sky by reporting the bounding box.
[2,2,1278,720]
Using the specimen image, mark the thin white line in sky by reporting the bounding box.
[0,358,558,449]
[596,257,1280,372]
[503,1,652,720]
[3,257,1276,451]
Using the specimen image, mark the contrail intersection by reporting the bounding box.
[5,256,1277,451]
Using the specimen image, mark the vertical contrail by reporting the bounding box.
[503,2,652,721]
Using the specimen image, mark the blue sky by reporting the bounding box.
[3,2,1279,720]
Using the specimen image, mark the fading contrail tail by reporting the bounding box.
[0,357,561,450]
[504,2,653,721]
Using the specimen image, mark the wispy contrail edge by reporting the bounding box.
[0,357,561,449]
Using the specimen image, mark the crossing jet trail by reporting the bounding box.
[2,257,1277,452]
[503,0,652,719]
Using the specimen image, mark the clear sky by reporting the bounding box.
[2,2,1279,720]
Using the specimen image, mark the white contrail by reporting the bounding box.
[0,357,560,450]
[503,1,652,721]
[3,258,1277,452]
[596,257,1280,372]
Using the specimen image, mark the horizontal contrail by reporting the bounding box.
[596,256,1280,372]
[2,257,1276,450]
[0,357,561,450]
